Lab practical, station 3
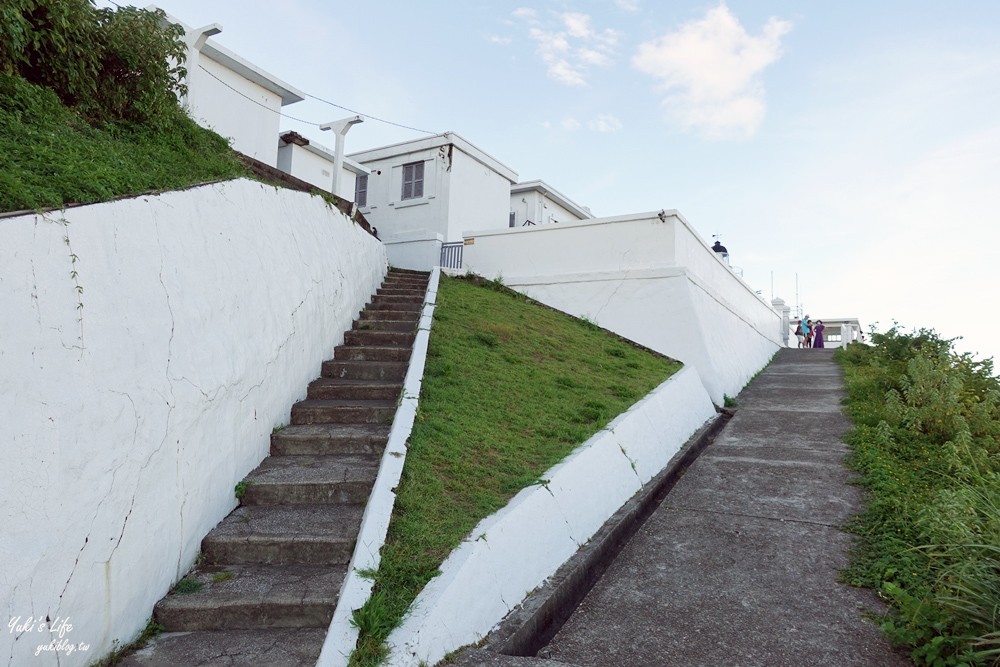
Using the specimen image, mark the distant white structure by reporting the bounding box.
[349,132,518,268]
[509,180,593,228]
[276,131,370,200]
[153,6,305,167]
[819,318,863,347]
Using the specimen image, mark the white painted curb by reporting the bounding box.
[385,364,716,667]
[317,267,441,667]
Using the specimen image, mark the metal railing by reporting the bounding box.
[440,242,463,269]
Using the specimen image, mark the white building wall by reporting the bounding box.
[187,56,282,165]
[511,191,585,227]
[360,147,448,242]
[340,169,360,202]
[276,143,335,192]
[276,143,364,200]
[445,150,514,239]
[462,213,782,403]
[0,179,386,667]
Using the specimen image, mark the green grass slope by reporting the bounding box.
[0,74,246,213]
[351,275,682,665]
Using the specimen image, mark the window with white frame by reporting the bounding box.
[401,161,424,200]
[355,175,368,207]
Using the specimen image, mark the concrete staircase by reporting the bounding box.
[123,269,430,667]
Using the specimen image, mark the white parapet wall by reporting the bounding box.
[462,212,782,403]
[385,365,717,667]
[0,179,386,667]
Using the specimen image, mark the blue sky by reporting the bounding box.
[127,1,1000,363]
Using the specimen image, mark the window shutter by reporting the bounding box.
[413,162,424,198]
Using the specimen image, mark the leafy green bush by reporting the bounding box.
[839,327,1000,666]
[0,0,185,124]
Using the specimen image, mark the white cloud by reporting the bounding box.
[632,4,791,139]
[517,11,619,86]
[615,0,640,12]
[512,7,537,21]
[562,12,593,39]
[577,47,610,66]
[552,115,622,133]
[489,35,512,45]
[588,114,623,132]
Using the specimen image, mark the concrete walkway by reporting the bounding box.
[505,348,908,666]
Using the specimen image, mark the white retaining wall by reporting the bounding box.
[0,179,386,667]
[463,212,782,403]
[383,231,444,272]
[385,366,716,667]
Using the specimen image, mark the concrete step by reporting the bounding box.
[333,344,412,362]
[322,359,409,381]
[365,300,423,313]
[202,504,364,566]
[307,378,402,400]
[154,564,344,631]
[270,424,390,456]
[240,454,380,505]
[387,268,430,277]
[376,287,427,297]
[120,628,327,667]
[352,318,417,333]
[344,329,417,347]
[371,293,424,305]
[359,308,421,322]
[291,399,395,425]
[381,278,428,288]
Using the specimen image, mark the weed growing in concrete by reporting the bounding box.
[234,481,250,500]
[91,618,164,666]
[211,571,235,583]
[172,577,203,595]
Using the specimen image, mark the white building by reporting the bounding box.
[276,131,370,200]
[509,180,593,228]
[155,6,306,167]
[348,132,518,269]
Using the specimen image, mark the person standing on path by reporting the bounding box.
[795,320,806,348]
[805,319,814,348]
[813,320,826,348]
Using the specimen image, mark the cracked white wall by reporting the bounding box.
[0,179,386,667]
[462,211,783,404]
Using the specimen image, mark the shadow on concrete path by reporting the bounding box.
[457,348,911,667]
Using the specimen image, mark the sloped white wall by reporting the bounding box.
[463,212,782,403]
[0,179,386,667]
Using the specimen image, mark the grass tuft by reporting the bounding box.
[171,577,203,595]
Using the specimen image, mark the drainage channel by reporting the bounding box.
[454,410,732,664]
